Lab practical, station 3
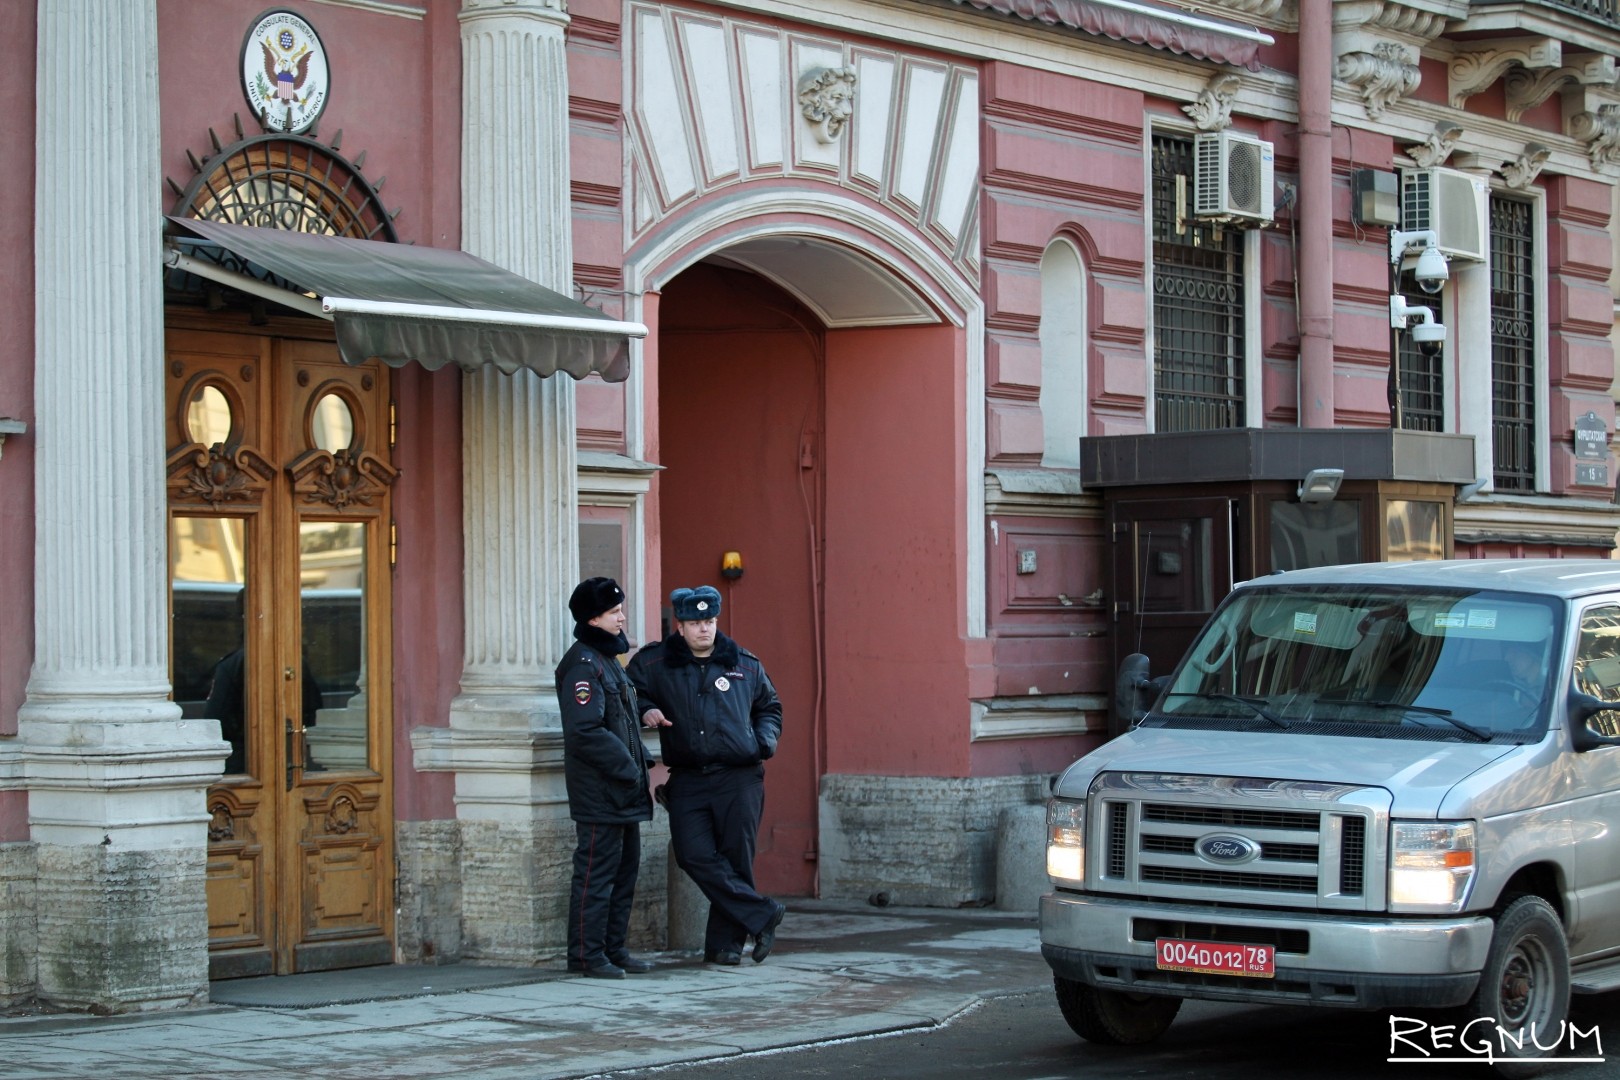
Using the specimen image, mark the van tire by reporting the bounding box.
[1457,895,1570,1076]
[1054,976,1180,1045]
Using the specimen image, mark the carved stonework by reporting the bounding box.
[1450,39,1561,110]
[1408,121,1463,169]
[1501,144,1551,190]
[166,441,276,508]
[798,66,857,145]
[287,446,399,510]
[1570,105,1620,172]
[460,0,566,14]
[1183,73,1241,132]
[208,802,236,843]
[325,796,359,835]
[1337,42,1420,119]
[1505,55,1617,124]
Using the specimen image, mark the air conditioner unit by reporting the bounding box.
[1400,167,1488,262]
[1194,131,1275,223]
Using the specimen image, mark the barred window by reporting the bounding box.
[1396,282,1443,432]
[1151,133,1246,432]
[1489,196,1536,492]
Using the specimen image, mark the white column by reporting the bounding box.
[421,0,580,964]
[5,0,221,1011]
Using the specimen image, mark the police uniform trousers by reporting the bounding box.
[567,820,641,969]
[666,762,776,954]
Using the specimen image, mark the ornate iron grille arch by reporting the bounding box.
[168,116,398,241]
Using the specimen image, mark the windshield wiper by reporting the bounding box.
[1167,691,1290,729]
[1315,698,1491,743]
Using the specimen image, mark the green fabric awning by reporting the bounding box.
[164,217,642,382]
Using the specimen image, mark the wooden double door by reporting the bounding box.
[165,326,396,978]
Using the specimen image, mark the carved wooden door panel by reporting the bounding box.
[166,328,395,978]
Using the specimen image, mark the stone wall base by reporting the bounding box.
[818,774,1049,907]
[395,813,671,967]
[0,842,38,1005]
[35,843,208,1013]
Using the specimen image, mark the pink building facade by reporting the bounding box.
[2,0,1618,1011]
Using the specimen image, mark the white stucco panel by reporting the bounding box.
[934,74,980,245]
[894,62,948,213]
[633,8,697,203]
[626,3,980,285]
[852,53,895,191]
[740,29,785,169]
[791,39,846,172]
[678,16,739,180]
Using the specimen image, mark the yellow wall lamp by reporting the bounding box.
[721,550,743,581]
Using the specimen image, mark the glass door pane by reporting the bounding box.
[171,516,252,775]
[299,520,368,772]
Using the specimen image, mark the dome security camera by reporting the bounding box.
[1411,318,1446,356]
[1413,244,1449,294]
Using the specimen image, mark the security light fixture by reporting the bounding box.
[1298,468,1344,504]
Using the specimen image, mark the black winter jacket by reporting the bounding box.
[556,623,654,824]
[627,632,782,770]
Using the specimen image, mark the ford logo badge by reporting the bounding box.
[1196,834,1259,864]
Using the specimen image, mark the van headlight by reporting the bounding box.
[1046,798,1086,885]
[1388,821,1476,912]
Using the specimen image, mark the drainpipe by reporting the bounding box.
[1297,1,1334,427]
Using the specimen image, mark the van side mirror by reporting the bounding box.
[1111,653,1166,738]
[1567,690,1620,752]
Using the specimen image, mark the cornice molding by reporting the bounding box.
[1183,73,1242,131]
[1407,120,1463,167]
[1449,37,1561,110]
[1337,41,1422,119]
[1504,55,1616,124]
[1501,143,1552,189]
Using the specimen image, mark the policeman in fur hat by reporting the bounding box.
[628,585,786,965]
[557,577,655,979]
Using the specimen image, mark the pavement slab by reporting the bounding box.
[0,900,1048,1080]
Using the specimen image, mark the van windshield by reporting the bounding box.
[1150,584,1563,742]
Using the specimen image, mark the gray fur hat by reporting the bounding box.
[670,585,721,622]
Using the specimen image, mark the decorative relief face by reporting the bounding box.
[798,65,858,145]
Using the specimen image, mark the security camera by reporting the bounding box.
[1411,318,1446,356]
[1412,244,1449,294]
[1391,228,1449,294]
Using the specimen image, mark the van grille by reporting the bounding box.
[1090,773,1387,911]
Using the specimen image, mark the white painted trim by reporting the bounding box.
[1531,191,1551,495]
[321,296,648,337]
[305,0,425,18]
[1244,225,1263,429]
[625,187,988,637]
[970,694,1107,740]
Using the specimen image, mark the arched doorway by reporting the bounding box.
[657,265,824,895]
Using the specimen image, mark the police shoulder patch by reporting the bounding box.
[574,681,592,705]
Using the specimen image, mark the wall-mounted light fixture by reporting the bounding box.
[1351,169,1400,228]
[721,550,743,580]
[1298,468,1344,504]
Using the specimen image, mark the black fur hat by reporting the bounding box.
[670,585,721,622]
[569,577,625,623]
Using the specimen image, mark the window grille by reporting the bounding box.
[1396,283,1443,432]
[1489,196,1535,492]
[1152,133,1246,432]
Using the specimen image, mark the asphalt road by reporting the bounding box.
[601,989,1617,1079]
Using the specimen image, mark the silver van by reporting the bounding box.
[1041,560,1620,1070]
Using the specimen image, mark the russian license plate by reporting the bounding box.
[1155,938,1275,978]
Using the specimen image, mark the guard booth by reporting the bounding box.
[1081,428,1477,722]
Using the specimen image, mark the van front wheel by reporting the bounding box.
[1459,895,1570,1076]
[1054,976,1181,1045]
